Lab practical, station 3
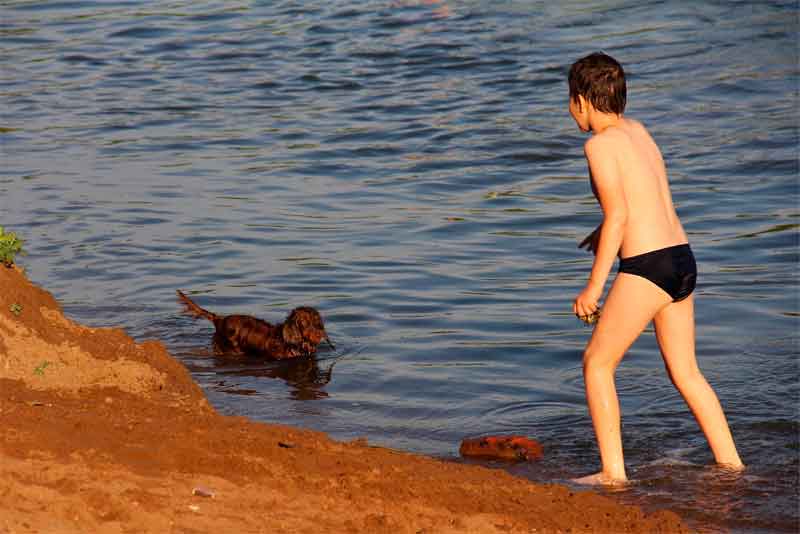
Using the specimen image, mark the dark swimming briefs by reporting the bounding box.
[618,244,697,302]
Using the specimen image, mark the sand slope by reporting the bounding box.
[0,266,687,533]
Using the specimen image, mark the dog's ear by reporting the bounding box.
[281,313,304,346]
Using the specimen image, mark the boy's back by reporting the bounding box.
[588,118,688,259]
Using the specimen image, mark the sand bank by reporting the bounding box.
[0,265,687,533]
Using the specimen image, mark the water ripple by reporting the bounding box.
[1,1,797,531]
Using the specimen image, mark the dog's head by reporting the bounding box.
[281,306,333,355]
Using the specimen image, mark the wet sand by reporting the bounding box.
[0,265,688,533]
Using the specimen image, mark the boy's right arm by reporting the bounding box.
[573,136,627,319]
[584,136,627,287]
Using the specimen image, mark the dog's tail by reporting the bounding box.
[176,290,217,323]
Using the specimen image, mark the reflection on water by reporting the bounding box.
[2,1,797,532]
[181,342,340,401]
[217,356,337,401]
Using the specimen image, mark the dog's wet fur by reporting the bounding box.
[177,290,332,359]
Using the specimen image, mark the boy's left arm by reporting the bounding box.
[573,136,627,319]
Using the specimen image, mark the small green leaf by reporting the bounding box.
[33,361,50,376]
[9,303,22,316]
[0,227,25,266]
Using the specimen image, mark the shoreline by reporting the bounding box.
[0,265,688,533]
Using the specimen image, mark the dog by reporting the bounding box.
[177,290,333,359]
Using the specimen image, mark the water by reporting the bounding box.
[2,1,797,531]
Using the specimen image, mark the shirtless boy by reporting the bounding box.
[567,52,744,485]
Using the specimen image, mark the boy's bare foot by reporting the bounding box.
[717,461,745,472]
[571,472,628,486]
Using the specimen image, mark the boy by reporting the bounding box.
[567,52,743,485]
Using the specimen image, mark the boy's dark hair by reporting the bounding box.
[568,53,626,115]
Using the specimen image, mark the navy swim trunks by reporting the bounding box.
[618,243,697,302]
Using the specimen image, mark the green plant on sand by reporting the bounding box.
[33,361,50,376]
[0,226,24,266]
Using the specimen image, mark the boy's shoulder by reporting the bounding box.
[584,118,645,154]
[583,128,623,157]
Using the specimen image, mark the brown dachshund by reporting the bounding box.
[177,290,333,359]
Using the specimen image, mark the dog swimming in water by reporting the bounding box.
[177,290,333,359]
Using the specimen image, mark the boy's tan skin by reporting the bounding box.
[569,92,744,485]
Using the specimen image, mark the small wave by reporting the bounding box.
[108,26,174,39]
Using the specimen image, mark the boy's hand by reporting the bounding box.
[579,225,601,255]
[573,283,602,322]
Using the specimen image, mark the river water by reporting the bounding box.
[2,1,797,532]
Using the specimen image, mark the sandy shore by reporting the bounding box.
[0,265,688,533]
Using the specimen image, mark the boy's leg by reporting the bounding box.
[576,273,672,484]
[653,295,744,468]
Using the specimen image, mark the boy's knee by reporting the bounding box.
[582,347,617,375]
[668,365,704,388]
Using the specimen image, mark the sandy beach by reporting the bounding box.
[0,265,688,533]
